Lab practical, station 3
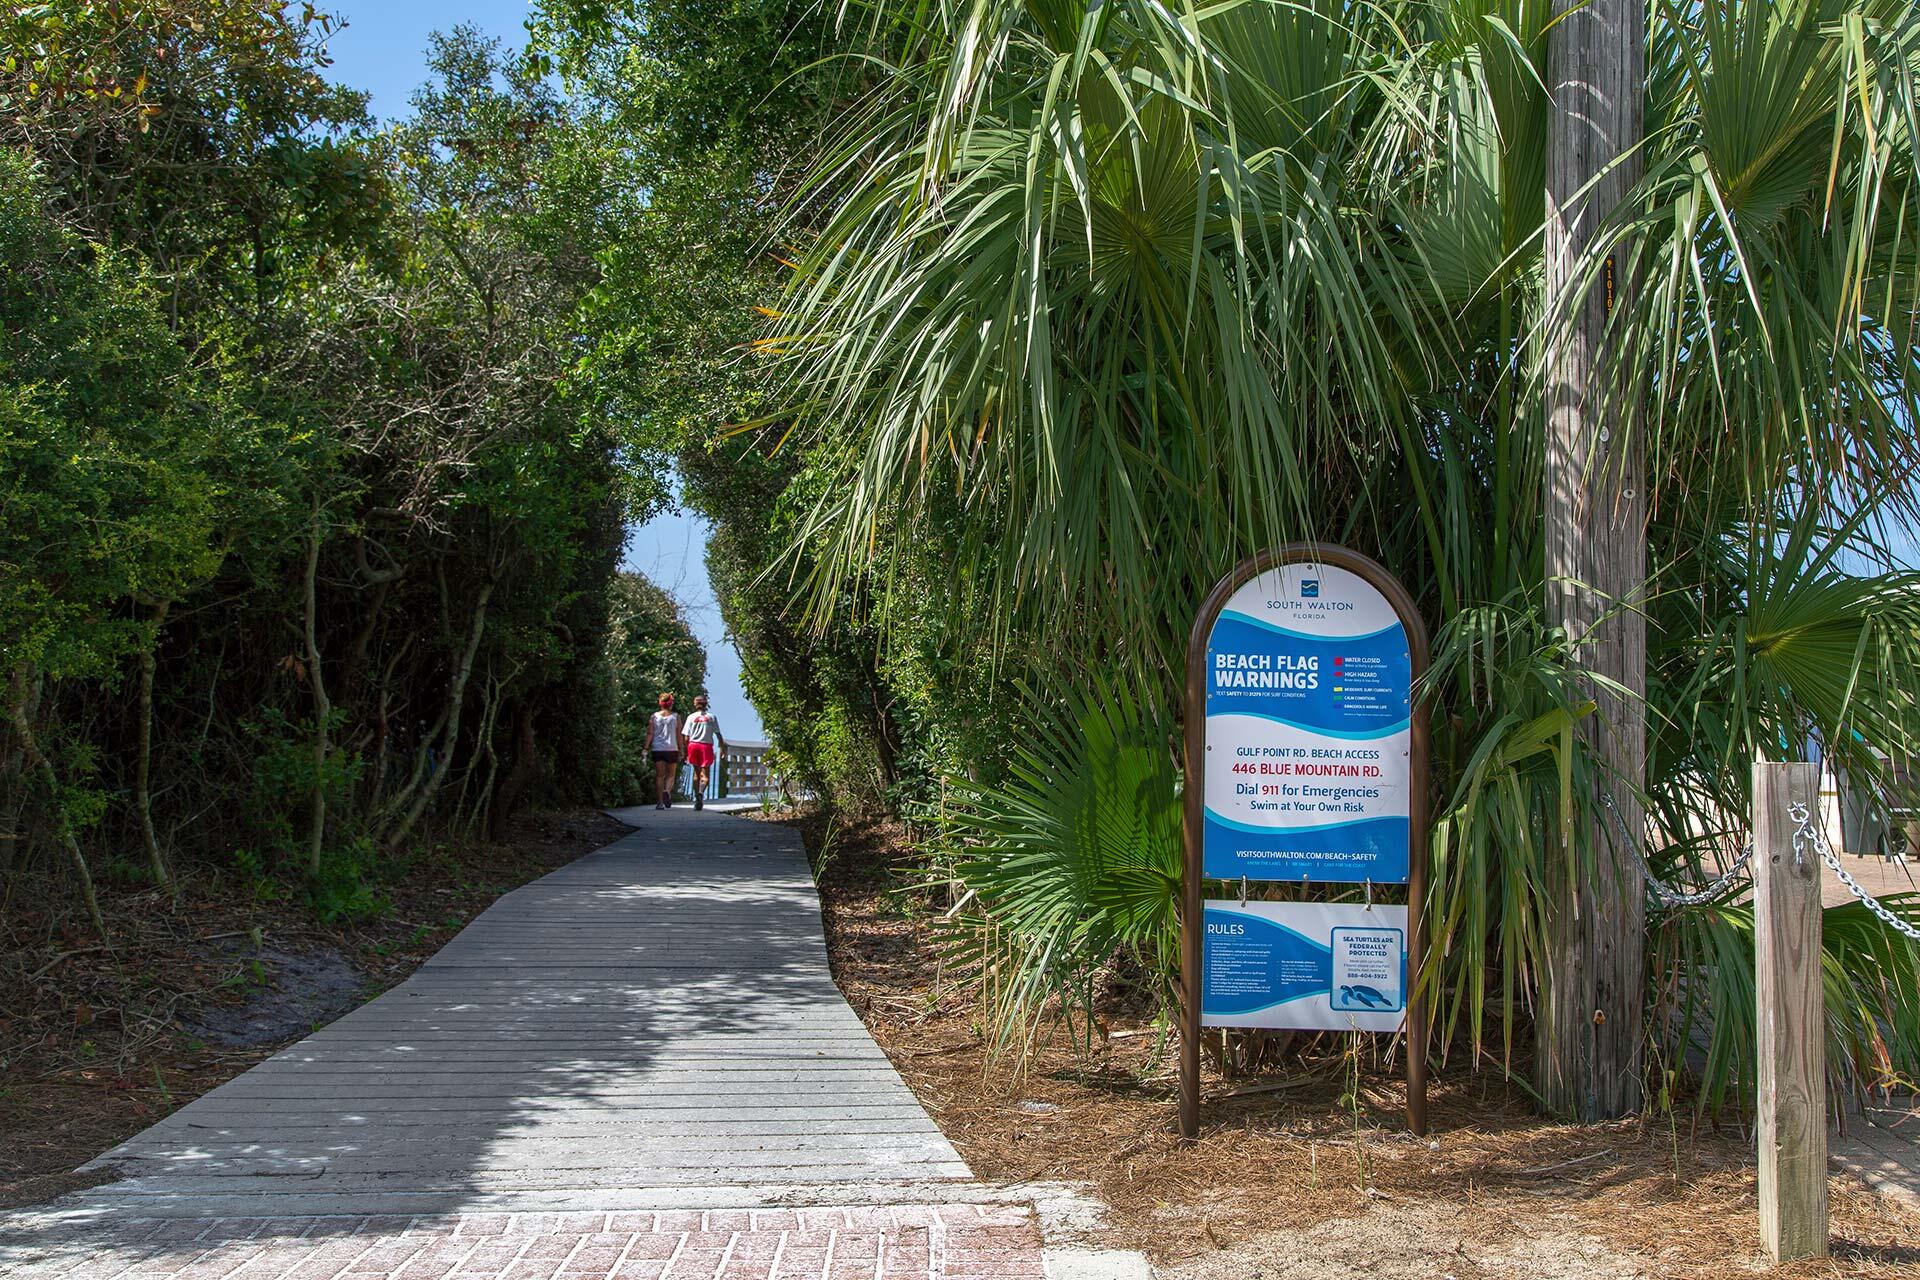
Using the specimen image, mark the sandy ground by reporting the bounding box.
[1158,1202,1655,1280]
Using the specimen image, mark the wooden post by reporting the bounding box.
[1539,0,1648,1120]
[1754,761,1827,1263]
[1179,721,1203,1141]
[1405,696,1430,1138]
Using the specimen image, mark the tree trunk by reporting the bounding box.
[384,581,493,852]
[0,708,20,878]
[383,701,450,821]
[134,600,172,891]
[304,512,332,878]
[9,667,108,940]
[1541,0,1647,1119]
[367,635,414,813]
[457,667,503,834]
[489,701,542,841]
[341,576,393,703]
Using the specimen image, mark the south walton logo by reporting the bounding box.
[1300,579,1320,598]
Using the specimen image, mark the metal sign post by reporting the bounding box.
[1179,544,1431,1139]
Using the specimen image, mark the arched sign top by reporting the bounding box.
[1185,546,1430,885]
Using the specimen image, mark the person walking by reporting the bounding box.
[680,695,725,811]
[647,694,681,809]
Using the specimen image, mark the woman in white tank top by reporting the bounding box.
[648,693,681,809]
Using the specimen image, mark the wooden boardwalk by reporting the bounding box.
[60,806,969,1219]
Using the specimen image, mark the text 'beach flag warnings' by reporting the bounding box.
[1203,560,1414,883]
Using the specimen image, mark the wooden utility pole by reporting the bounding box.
[1540,0,1647,1119]
[1754,762,1828,1263]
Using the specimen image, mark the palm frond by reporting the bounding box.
[927,676,1181,1069]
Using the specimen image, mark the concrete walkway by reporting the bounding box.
[1834,1096,1920,1217]
[0,808,1065,1279]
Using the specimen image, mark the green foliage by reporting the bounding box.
[1423,600,1587,1070]
[745,0,1920,1108]
[243,708,362,857]
[306,838,392,925]
[533,0,934,816]
[604,571,708,803]
[684,434,915,814]
[1,15,680,923]
[226,847,288,905]
[933,680,1182,1067]
[0,153,223,681]
[1657,894,1920,1115]
[0,1,384,324]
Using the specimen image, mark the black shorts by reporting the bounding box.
[651,750,679,763]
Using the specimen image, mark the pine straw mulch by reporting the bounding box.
[0,808,632,1210]
[785,807,1920,1280]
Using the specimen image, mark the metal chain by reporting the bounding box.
[1599,788,1920,935]
[1790,801,1920,943]
[1599,791,1754,908]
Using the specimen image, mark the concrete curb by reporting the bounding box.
[1015,1182,1157,1280]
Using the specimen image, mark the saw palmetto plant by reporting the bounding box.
[772,0,1920,1102]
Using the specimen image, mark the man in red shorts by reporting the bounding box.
[680,694,726,811]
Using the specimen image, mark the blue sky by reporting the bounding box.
[321,1,538,124]
[322,1,768,740]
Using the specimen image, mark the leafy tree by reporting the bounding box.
[534,0,979,815]
[0,0,385,328]
[0,154,224,926]
[284,29,647,853]
[604,572,707,802]
[0,15,676,927]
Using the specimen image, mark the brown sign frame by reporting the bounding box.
[1178,543,1432,1138]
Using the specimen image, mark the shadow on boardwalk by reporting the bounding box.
[0,807,970,1273]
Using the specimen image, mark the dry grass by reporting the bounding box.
[790,808,1920,1279]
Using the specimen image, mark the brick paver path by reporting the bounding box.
[0,809,1048,1278]
[1,1206,1047,1280]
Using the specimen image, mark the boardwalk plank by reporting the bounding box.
[68,807,969,1210]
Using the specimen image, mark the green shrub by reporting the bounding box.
[306,837,390,924]
[930,679,1181,1069]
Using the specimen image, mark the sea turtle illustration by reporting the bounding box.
[1338,984,1393,1009]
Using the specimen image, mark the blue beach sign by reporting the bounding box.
[1201,558,1415,883]
[1179,545,1432,1139]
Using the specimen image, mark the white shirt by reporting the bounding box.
[649,711,680,751]
[685,711,722,746]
